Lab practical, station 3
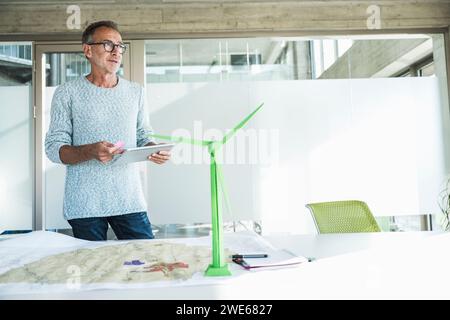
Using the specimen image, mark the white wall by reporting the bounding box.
[0,86,33,232]
[146,77,448,234]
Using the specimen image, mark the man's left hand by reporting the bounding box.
[148,150,171,165]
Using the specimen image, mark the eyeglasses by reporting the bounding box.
[87,40,127,54]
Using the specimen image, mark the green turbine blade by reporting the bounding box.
[220,103,264,145]
[149,133,211,146]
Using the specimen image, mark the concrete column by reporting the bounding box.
[292,41,312,80]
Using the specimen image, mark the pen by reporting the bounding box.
[231,254,268,259]
[232,258,251,269]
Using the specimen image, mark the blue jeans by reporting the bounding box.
[68,212,154,241]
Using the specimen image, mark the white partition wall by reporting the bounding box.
[0,86,33,232]
[146,77,449,233]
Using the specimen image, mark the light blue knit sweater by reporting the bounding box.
[45,76,154,220]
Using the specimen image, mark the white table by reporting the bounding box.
[1,231,448,299]
[264,231,439,259]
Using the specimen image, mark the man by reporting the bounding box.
[45,20,170,241]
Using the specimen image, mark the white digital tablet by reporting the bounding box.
[111,143,175,166]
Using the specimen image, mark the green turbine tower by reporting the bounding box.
[150,103,264,276]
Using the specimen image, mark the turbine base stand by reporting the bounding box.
[205,263,232,277]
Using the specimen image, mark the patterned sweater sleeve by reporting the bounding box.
[136,86,156,147]
[45,85,73,164]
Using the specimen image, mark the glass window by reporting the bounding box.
[338,39,353,57]
[322,39,336,71]
[44,53,125,87]
[419,62,435,77]
[312,40,323,78]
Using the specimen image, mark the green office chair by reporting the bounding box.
[305,200,381,234]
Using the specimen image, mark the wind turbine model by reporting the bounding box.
[150,103,264,276]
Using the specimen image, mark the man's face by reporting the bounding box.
[83,27,123,74]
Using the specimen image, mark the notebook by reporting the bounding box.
[232,249,309,270]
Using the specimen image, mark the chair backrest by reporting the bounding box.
[305,200,381,234]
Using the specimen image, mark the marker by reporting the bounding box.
[231,254,268,259]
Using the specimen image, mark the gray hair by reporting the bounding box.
[82,20,120,44]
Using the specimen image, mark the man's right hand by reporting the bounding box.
[87,141,123,164]
[59,141,123,165]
